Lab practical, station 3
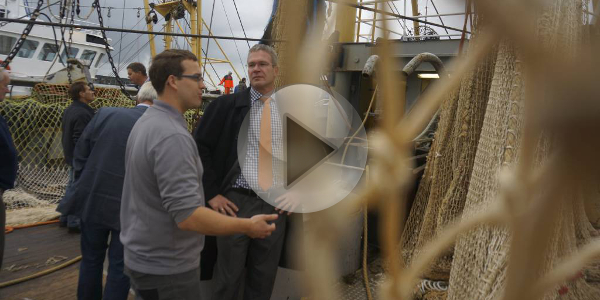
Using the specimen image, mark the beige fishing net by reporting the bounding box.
[1,83,201,226]
[447,1,600,300]
[400,15,498,284]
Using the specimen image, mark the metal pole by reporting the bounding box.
[142,0,156,57]
[356,0,363,42]
[196,0,202,70]
[164,18,172,49]
[0,17,284,41]
[336,0,359,42]
[411,0,419,37]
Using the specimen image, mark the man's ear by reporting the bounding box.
[274,65,279,77]
[166,75,178,91]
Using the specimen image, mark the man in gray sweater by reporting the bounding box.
[120,49,277,300]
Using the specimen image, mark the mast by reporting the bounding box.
[143,0,156,57]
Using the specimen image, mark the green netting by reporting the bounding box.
[1,83,202,225]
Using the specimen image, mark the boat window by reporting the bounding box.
[0,9,7,18]
[16,40,39,59]
[60,46,80,62]
[94,53,105,68]
[80,50,97,66]
[0,35,16,55]
[38,43,59,61]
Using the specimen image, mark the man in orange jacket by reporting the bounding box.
[219,71,234,94]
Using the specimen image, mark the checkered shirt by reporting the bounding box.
[233,87,284,191]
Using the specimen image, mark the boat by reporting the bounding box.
[0,1,473,299]
[0,0,112,96]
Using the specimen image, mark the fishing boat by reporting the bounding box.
[0,1,473,299]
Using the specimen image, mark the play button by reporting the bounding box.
[237,84,368,213]
[285,114,337,188]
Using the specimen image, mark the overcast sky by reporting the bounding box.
[44,0,467,90]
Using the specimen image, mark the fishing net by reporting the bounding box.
[1,83,201,226]
[447,1,600,299]
[400,13,498,289]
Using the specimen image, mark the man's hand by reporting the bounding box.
[246,214,278,238]
[208,194,239,217]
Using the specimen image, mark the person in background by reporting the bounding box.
[57,82,157,300]
[219,71,234,95]
[58,81,95,233]
[0,67,18,269]
[234,77,247,94]
[127,62,149,90]
[120,49,277,300]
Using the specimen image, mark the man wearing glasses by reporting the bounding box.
[120,49,277,300]
[195,44,290,300]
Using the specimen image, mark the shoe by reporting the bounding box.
[68,227,81,234]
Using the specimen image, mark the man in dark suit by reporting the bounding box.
[59,81,95,232]
[57,82,156,300]
[195,44,291,300]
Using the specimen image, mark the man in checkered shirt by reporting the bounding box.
[194,44,290,300]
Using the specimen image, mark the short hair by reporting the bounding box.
[127,62,147,76]
[137,82,157,103]
[248,44,278,66]
[149,49,198,94]
[69,81,88,102]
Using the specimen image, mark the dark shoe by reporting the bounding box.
[68,227,81,234]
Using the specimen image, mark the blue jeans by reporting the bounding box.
[60,166,80,228]
[78,221,130,300]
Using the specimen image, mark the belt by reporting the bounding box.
[230,188,271,200]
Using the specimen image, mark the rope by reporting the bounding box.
[117,0,126,70]
[429,0,450,37]
[362,164,373,300]
[231,0,251,49]
[5,219,60,234]
[203,0,217,78]
[341,85,377,165]
[0,255,82,288]
[219,0,248,76]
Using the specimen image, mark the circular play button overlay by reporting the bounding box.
[236,84,368,213]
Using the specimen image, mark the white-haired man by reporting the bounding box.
[0,67,18,269]
[57,82,156,300]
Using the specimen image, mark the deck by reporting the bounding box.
[0,223,134,300]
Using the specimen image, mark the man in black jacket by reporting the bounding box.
[59,81,95,232]
[195,44,288,300]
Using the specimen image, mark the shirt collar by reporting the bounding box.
[136,103,150,108]
[152,99,187,128]
[250,87,275,104]
[250,87,263,104]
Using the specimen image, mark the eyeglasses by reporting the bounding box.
[179,74,204,82]
[247,62,273,69]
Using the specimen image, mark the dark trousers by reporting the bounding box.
[78,221,130,300]
[212,190,287,300]
[0,191,5,269]
[60,167,80,228]
[125,267,201,300]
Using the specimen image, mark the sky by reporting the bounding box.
[42,0,467,90]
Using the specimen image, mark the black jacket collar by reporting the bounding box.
[234,87,252,108]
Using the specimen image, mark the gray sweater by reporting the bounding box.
[120,99,205,275]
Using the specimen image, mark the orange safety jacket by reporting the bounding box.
[219,74,234,88]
